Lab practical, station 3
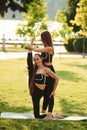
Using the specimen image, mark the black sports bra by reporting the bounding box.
[41,52,53,62]
[34,74,47,84]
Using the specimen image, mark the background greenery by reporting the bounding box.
[0,0,66,20]
[64,37,87,53]
[0,57,87,130]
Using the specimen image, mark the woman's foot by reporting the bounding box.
[43,112,53,120]
[53,113,64,119]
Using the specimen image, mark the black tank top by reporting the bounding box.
[41,52,53,62]
[34,74,46,84]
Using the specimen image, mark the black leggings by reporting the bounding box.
[32,85,47,119]
[42,65,55,112]
[27,53,55,113]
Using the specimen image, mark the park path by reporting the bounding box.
[0,51,87,60]
[0,52,27,60]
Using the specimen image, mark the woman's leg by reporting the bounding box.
[42,77,54,119]
[32,86,46,119]
[42,65,55,113]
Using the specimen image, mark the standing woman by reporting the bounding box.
[27,30,56,119]
[27,52,59,119]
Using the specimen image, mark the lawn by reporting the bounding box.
[0,57,87,130]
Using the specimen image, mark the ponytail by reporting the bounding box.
[30,64,38,96]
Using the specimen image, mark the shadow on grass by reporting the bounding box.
[56,70,85,81]
[74,64,87,70]
[0,101,32,113]
[0,102,87,130]
[64,63,87,70]
[59,98,87,116]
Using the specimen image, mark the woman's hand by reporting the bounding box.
[50,90,55,97]
[27,44,33,51]
[31,37,35,45]
[27,37,35,51]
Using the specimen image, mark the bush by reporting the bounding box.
[73,37,87,53]
[64,38,75,52]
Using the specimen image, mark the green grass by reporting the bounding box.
[0,57,87,130]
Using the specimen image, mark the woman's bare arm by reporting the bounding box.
[45,67,59,96]
[28,44,53,53]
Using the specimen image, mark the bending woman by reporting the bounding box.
[27,50,59,119]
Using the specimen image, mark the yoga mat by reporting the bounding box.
[0,112,34,119]
[0,112,87,120]
[53,116,87,121]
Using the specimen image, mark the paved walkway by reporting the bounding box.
[0,52,27,60]
[0,52,87,60]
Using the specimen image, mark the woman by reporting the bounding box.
[27,30,55,119]
[27,51,59,119]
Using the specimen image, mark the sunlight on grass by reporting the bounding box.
[53,58,87,116]
[0,57,87,129]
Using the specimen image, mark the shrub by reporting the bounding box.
[64,38,75,52]
[73,37,87,53]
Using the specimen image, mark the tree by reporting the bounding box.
[71,0,87,37]
[70,0,87,58]
[55,10,66,23]
[17,0,48,38]
[55,10,73,39]
[0,0,35,17]
[65,0,80,32]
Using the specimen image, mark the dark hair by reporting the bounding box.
[41,30,53,47]
[30,53,43,96]
[34,53,42,59]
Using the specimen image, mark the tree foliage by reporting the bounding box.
[65,0,80,32]
[17,0,48,37]
[55,10,66,23]
[0,0,35,17]
[71,0,87,37]
[55,10,73,39]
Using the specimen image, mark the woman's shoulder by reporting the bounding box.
[44,66,51,72]
[44,46,54,54]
